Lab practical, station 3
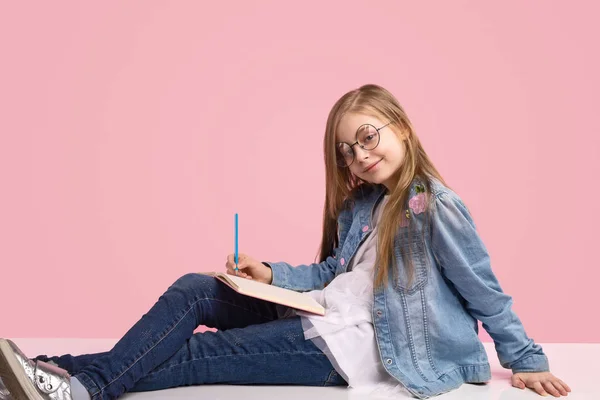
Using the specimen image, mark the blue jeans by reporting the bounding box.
[33,274,346,399]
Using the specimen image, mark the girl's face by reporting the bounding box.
[336,113,406,191]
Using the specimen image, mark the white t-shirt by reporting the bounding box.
[288,195,411,398]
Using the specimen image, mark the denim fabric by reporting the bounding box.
[266,178,548,399]
[34,274,345,399]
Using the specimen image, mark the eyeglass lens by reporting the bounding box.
[336,125,380,167]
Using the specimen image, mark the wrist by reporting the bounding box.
[261,262,273,284]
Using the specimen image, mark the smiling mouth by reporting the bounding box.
[364,159,382,172]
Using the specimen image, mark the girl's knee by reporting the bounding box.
[172,273,217,295]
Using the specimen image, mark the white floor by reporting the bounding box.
[5,340,597,399]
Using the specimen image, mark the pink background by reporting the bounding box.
[0,2,598,342]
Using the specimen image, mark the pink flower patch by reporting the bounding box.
[409,193,426,215]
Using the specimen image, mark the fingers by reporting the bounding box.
[531,381,548,397]
[542,381,562,397]
[514,373,571,397]
[236,254,252,270]
[225,266,249,277]
[549,380,570,396]
[226,253,247,267]
[227,253,242,267]
[224,257,252,279]
[224,254,254,280]
[226,253,241,270]
[511,376,526,389]
[558,379,571,393]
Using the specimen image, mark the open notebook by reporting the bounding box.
[199,272,325,316]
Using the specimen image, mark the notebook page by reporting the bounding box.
[215,273,325,315]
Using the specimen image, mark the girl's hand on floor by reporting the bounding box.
[512,371,571,397]
[225,253,273,284]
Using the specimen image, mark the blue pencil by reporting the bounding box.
[234,213,238,272]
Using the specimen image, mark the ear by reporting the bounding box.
[390,124,409,141]
[397,129,409,141]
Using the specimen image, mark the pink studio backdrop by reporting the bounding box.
[0,2,598,342]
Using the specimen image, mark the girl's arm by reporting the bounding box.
[430,190,549,373]
[262,250,340,291]
[263,207,353,291]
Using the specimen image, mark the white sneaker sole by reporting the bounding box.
[0,339,44,400]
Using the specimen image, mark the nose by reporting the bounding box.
[354,145,370,160]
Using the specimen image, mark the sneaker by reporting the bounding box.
[0,375,12,400]
[0,339,72,400]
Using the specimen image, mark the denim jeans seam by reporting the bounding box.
[96,296,275,396]
[74,372,101,398]
[96,296,210,395]
[144,351,328,378]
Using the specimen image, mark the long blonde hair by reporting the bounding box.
[318,84,448,289]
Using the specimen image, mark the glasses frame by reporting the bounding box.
[336,122,391,167]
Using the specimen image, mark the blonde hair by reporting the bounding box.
[318,84,448,288]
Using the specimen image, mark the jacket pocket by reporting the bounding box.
[393,230,429,294]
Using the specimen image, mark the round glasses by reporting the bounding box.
[336,122,391,167]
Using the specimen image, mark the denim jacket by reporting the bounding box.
[265,178,548,398]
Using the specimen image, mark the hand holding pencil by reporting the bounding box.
[225,213,273,284]
[225,253,273,284]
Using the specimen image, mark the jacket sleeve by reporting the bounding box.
[430,191,549,373]
[262,249,341,292]
[262,207,352,292]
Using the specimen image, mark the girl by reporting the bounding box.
[0,84,570,400]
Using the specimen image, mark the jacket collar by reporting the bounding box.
[357,178,428,231]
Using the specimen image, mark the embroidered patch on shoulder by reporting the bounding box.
[401,184,427,226]
[408,190,427,215]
